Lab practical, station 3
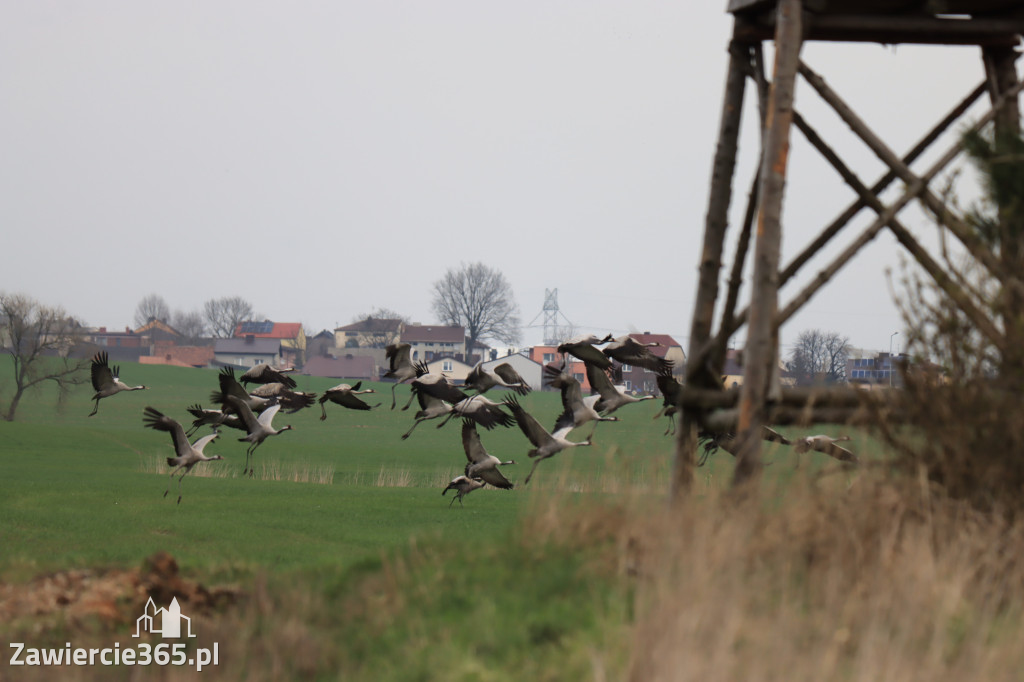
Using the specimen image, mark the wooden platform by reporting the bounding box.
[728,0,1024,45]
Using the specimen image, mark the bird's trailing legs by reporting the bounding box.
[242,445,259,478]
[401,389,417,411]
[164,468,189,505]
[401,420,423,440]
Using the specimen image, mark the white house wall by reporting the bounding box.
[480,353,544,391]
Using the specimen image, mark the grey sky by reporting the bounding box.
[0,2,996,355]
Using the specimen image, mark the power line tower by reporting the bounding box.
[542,289,560,345]
[527,288,574,345]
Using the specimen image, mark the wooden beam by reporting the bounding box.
[672,33,751,500]
[982,44,1024,373]
[715,165,760,371]
[984,45,1022,140]
[732,0,1024,14]
[733,0,802,487]
[735,13,1023,46]
[775,77,1024,329]
[799,63,1010,282]
[789,109,1008,350]
[679,384,886,411]
[683,38,753,388]
[687,80,986,384]
[702,405,890,431]
[727,0,774,12]
[779,80,987,286]
[713,43,770,372]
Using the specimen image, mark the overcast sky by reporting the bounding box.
[0,2,999,356]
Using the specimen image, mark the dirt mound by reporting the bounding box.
[0,552,240,629]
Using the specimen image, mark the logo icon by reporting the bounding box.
[133,597,196,638]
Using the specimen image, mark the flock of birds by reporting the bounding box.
[86,334,858,507]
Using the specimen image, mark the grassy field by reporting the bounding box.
[0,361,681,679]
[9,360,1020,681]
[1,361,842,575]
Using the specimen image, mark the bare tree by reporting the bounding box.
[549,323,578,347]
[431,262,521,359]
[0,293,88,421]
[134,293,170,328]
[171,309,207,343]
[349,307,408,348]
[204,296,255,338]
[786,329,850,386]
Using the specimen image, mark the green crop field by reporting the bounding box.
[1,362,704,567]
[0,359,878,680]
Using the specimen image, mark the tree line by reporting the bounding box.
[1,262,521,421]
[131,261,523,352]
[133,294,262,342]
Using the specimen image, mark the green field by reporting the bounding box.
[1,361,689,573]
[0,360,883,680]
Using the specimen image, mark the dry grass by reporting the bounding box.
[333,466,455,488]
[521,471,1024,682]
[140,454,466,489]
[258,460,335,485]
[14,458,1024,681]
[138,454,335,485]
[85,420,1024,680]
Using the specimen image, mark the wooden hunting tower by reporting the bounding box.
[673,0,1024,495]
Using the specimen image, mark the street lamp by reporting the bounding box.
[889,331,899,388]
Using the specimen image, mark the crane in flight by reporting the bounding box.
[239,363,298,388]
[225,395,294,477]
[460,420,514,490]
[383,343,418,409]
[442,475,485,508]
[464,362,531,395]
[88,351,148,416]
[557,333,613,369]
[143,406,223,504]
[543,362,617,435]
[793,434,858,464]
[601,335,673,373]
[503,394,592,485]
[318,381,380,421]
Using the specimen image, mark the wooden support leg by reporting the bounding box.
[672,31,751,502]
[734,0,803,488]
